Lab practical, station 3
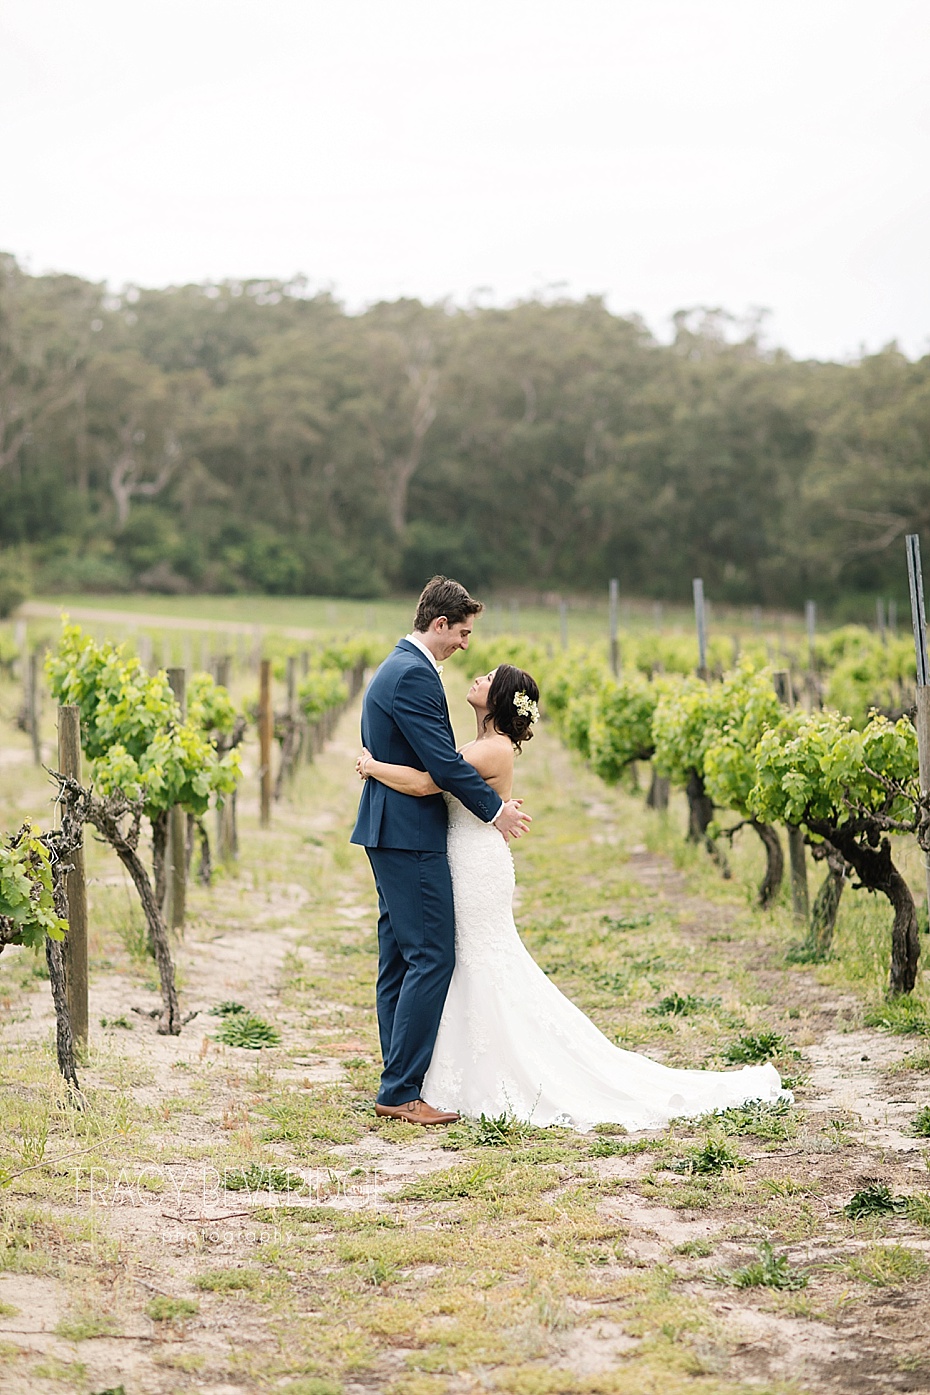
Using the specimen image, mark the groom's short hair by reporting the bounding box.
[413,576,483,632]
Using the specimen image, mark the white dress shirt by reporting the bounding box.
[404,632,442,671]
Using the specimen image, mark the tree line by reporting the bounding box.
[0,251,927,607]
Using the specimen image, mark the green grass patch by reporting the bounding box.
[600,912,655,932]
[281,1379,343,1395]
[54,1309,118,1341]
[194,1267,261,1293]
[838,1245,928,1286]
[730,1241,807,1290]
[865,997,930,1036]
[260,1093,363,1147]
[145,1295,199,1322]
[589,1136,655,1158]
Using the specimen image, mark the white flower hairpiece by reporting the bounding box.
[513,691,540,725]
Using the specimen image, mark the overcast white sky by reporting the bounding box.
[0,0,927,360]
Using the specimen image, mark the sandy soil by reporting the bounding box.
[3,712,930,1393]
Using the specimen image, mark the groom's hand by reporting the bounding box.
[495,799,532,841]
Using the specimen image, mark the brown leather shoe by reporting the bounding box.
[374,1098,460,1126]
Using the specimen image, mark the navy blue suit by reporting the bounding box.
[351,640,502,1105]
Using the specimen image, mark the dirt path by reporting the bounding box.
[3,700,930,1393]
[579,802,930,1393]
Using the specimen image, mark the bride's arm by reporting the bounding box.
[356,738,515,799]
[357,749,440,797]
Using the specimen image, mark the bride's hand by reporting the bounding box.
[356,748,373,780]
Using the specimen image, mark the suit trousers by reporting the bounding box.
[366,847,455,1106]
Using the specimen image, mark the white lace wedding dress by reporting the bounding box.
[422,795,788,1132]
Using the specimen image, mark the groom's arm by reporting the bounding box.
[392,670,503,825]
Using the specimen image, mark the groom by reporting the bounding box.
[351,575,531,1125]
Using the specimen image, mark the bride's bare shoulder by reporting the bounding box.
[461,734,514,778]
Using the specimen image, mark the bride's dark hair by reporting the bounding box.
[484,664,540,752]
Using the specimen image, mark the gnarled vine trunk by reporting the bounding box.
[151,809,168,915]
[686,769,731,878]
[806,840,848,957]
[808,817,919,994]
[786,824,810,924]
[108,835,182,1033]
[55,777,182,1033]
[686,769,714,841]
[646,768,669,811]
[190,815,212,887]
[45,934,81,1095]
[751,820,784,907]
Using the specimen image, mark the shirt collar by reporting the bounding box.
[405,633,443,674]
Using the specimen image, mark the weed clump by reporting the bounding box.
[911,1106,930,1137]
[214,1012,281,1049]
[442,1112,534,1150]
[704,1098,796,1142]
[844,1184,908,1219]
[647,992,720,1017]
[672,1138,747,1175]
[723,1031,788,1064]
[224,1164,303,1193]
[731,1241,807,1290]
[674,1238,714,1257]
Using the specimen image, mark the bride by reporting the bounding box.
[357,663,787,1132]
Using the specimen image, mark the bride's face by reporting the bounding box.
[467,669,497,712]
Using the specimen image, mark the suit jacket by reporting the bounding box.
[350,640,503,851]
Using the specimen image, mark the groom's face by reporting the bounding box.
[434,617,474,661]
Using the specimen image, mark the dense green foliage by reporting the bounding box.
[45,624,240,817]
[749,709,918,828]
[1,253,928,606]
[0,823,68,950]
[700,669,785,818]
[186,671,239,739]
[467,628,926,983]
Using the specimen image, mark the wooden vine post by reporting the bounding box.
[58,705,88,1048]
[805,599,820,707]
[906,534,930,919]
[559,599,568,651]
[693,578,708,681]
[259,658,273,827]
[609,578,620,677]
[286,655,297,721]
[213,655,237,862]
[773,668,809,924]
[165,667,187,931]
